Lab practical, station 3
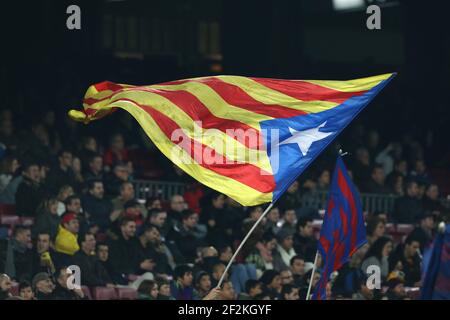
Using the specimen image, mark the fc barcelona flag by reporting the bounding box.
[69,74,395,206]
[312,155,367,300]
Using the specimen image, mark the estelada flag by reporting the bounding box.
[69,73,395,206]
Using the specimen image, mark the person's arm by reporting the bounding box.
[203,287,221,300]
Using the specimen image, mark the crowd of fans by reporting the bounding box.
[0,107,449,300]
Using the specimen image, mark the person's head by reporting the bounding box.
[124,200,142,220]
[0,274,12,292]
[83,136,98,152]
[280,270,294,285]
[425,184,439,201]
[212,263,226,281]
[110,133,125,151]
[356,147,370,166]
[65,195,81,214]
[218,246,233,262]
[113,162,129,181]
[146,197,162,210]
[13,226,31,247]
[0,155,20,175]
[148,209,167,228]
[364,236,393,262]
[418,212,435,231]
[277,229,294,251]
[405,180,419,198]
[372,211,388,224]
[96,242,109,262]
[174,265,193,287]
[88,154,103,173]
[247,206,263,221]
[36,232,51,253]
[157,279,171,297]
[210,192,226,209]
[120,218,137,240]
[57,185,74,202]
[414,159,426,174]
[58,150,73,169]
[41,197,59,215]
[262,231,277,251]
[220,280,236,300]
[170,195,185,213]
[395,159,408,175]
[371,165,385,185]
[200,246,218,259]
[283,209,297,225]
[19,281,34,300]
[297,217,314,238]
[318,169,330,187]
[387,278,406,298]
[245,280,262,297]
[61,212,79,234]
[32,272,54,294]
[266,207,280,223]
[404,235,421,258]
[195,271,211,293]
[56,267,73,289]
[142,224,161,244]
[281,284,299,300]
[138,280,158,299]
[181,210,198,229]
[366,217,386,240]
[290,255,305,276]
[88,179,104,199]
[78,232,96,254]
[260,270,282,291]
[23,162,41,183]
[287,180,299,194]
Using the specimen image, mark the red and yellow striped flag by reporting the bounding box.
[69,74,395,206]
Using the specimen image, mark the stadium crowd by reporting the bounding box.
[0,106,449,300]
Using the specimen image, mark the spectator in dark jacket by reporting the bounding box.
[31,232,57,276]
[104,162,130,198]
[293,217,317,263]
[15,162,46,217]
[52,267,86,300]
[170,264,197,300]
[82,180,117,232]
[45,150,78,195]
[393,180,424,224]
[96,242,114,283]
[32,272,56,300]
[363,165,392,194]
[32,197,60,240]
[83,153,104,183]
[2,226,33,282]
[277,181,302,212]
[409,212,435,252]
[72,232,114,288]
[389,235,422,287]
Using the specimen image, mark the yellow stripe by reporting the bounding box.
[213,76,340,114]
[304,73,394,92]
[107,99,273,206]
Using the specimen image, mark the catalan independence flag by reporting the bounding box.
[69,73,395,206]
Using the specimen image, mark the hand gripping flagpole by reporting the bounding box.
[305,251,319,300]
[216,202,275,289]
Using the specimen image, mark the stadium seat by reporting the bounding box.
[0,215,20,226]
[92,287,118,300]
[81,286,92,300]
[116,287,138,300]
[20,217,34,226]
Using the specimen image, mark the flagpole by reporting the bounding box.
[216,202,275,289]
[306,250,319,300]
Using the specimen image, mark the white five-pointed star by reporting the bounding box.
[279,121,335,156]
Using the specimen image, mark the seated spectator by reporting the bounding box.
[146,196,162,211]
[15,161,46,217]
[104,162,130,198]
[78,136,99,167]
[277,181,302,212]
[2,226,33,281]
[82,180,117,232]
[361,236,393,282]
[72,232,114,288]
[103,133,129,170]
[316,169,330,192]
[363,165,392,194]
[32,232,56,275]
[299,269,321,300]
[168,194,187,222]
[147,209,169,237]
[293,217,317,263]
[366,217,386,245]
[0,274,12,300]
[96,242,114,283]
[393,180,424,224]
[140,224,174,277]
[56,185,74,216]
[290,255,305,286]
[170,264,197,300]
[55,212,80,256]
[273,229,296,271]
[83,153,104,183]
[264,207,281,235]
[280,209,297,235]
[210,262,227,288]
[218,280,236,300]
[352,147,371,188]
[137,279,158,300]
[33,197,60,240]
[64,195,91,234]
[259,270,282,299]
[246,231,277,278]
[389,235,422,287]
[112,182,146,217]
[0,155,20,193]
[157,278,175,300]
[194,271,212,299]
[45,149,77,195]
[238,279,262,300]
[52,267,86,300]
[281,284,299,300]
[32,272,56,300]
[280,269,294,286]
[409,159,431,185]
[409,212,435,252]
[19,280,35,300]
[385,277,407,300]
[422,184,447,217]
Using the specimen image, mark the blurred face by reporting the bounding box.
[374,222,386,238]
[372,168,385,184]
[66,198,81,213]
[287,181,299,194]
[422,217,435,230]
[0,118,13,135]
[150,284,159,299]
[382,241,393,257]
[213,264,226,280]
[220,247,233,262]
[97,245,109,262]
[270,275,282,291]
[121,183,135,200]
[180,272,193,287]
[90,156,103,172]
[11,158,20,173]
[198,275,211,292]
[212,194,226,209]
[90,182,104,199]
[65,219,80,234]
[25,165,41,183]
[111,135,124,150]
[0,276,12,291]
[250,206,263,221]
[159,284,171,296]
[37,234,50,253]
[49,201,58,215]
[280,270,294,285]
[312,272,321,288]
[16,229,31,247]
[284,287,299,300]
[405,241,420,257]
[407,183,419,198]
[266,238,277,251]
[291,258,305,275]
[299,222,313,238]
[36,279,54,294]
[221,282,235,300]
[397,161,407,175]
[60,152,73,168]
[150,212,167,228]
[121,221,137,239]
[267,208,280,223]
[20,286,34,300]
[183,214,198,229]
[149,199,162,210]
[146,228,160,243]
[358,149,370,166]
[72,158,81,173]
[85,138,97,152]
[114,166,129,181]
[82,234,96,253]
[284,210,296,225]
[57,269,70,288]
[170,195,185,212]
[426,185,439,200]
[319,170,330,186]
[282,236,294,250]
[415,160,425,174]
[360,284,374,299]
[393,283,406,297]
[60,187,74,200]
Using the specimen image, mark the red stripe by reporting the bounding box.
[126,87,263,149]
[113,98,276,193]
[93,81,125,92]
[339,206,348,237]
[250,78,367,104]
[194,77,309,118]
[337,169,358,250]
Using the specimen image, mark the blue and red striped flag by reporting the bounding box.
[312,155,367,300]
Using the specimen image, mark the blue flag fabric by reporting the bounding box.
[312,155,367,300]
[421,224,450,300]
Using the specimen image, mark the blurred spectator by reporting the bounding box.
[389,235,422,287]
[2,226,33,281]
[361,236,393,282]
[273,229,296,271]
[363,165,392,194]
[78,137,99,166]
[218,280,236,300]
[46,149,77,195]
[19,280,35,300]
[104,162,131,198]
[56,185,74,216]
[422,184,446,216]
[83,153,104,182]
[409,159,430,185]
[103,133,129,170]
[352,147,371,188]
[157,278,174,300]
[32,197,60,240]
[264,206,281,235]
[0,273,13,300]
[366,217,386,245]
[55,212,80,257]
[280,209,297,235]
[32,272,55,300]
[0,155,20,193]
[52,267,86,300]
[82,180,116,232]
[289,255,305,286]
[409,212,435,252]
[168,194,187,222]
[316,169,330,192]
[96,242,114,282]
[31,232,56,276]
[293,217,317,263]
[238,279,262,300]
[137,279,158,300]
[147,209,169,237]
[246,231,276,277]
[112,182,146,219]
[259,270,282,299]
[280,269,294,286]
[385,277,407,300]
[145,196,162,211]
[277,181,302,212]
[15,161,46,216]
[393,180,424,223]
[281,284,299,300]
[170,264,196,300]
[194,271,212,299]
